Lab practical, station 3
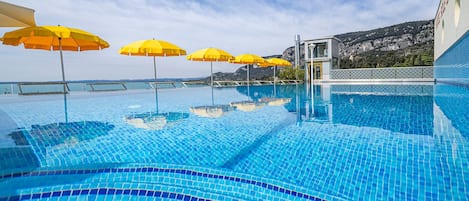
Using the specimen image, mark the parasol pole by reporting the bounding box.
[247,64,251,100]
[153,56,159,113]
[59,37,68,123]
[210,61,214,105]
[63,93,69,123]
[273,65,277,97]
[59,37,66,92]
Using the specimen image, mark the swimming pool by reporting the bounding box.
[0,83,468,200]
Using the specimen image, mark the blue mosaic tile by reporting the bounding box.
[0,84,468,200]
[435,31,469,85]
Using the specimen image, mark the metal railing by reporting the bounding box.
[87,82,127,92]
[331,66,433,80]
[213,80,303,87]
[0,80,304,95]
[17,82,69,95]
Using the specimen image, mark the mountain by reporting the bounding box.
[283,19,434,68]
[337,20,433,55]
[336,20,434,68]
[210,19,435,81]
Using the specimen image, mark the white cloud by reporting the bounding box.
[1,0,439,82]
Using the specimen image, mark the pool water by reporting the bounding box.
[0,83,468,201]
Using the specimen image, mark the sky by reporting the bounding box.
[1,0,439,82]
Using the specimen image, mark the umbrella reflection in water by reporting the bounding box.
[258,97,292,106]
[125,111,189,130]
[4,120,115,169]
[230,101,265,112]
[231,85,292,112]
[29,121,115,148]
[190,105,234,118]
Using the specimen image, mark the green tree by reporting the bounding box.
[279,66,305,80]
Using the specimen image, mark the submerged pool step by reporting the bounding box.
[0,164,328,201]
[0,183,240,201]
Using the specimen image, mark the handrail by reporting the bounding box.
[87,82,127,92]
[213,80,303,87]
[17,82,69,95]
[331,66,433,80]
[181,81,207,88]
[2,80,305,95]
[148,81,178,89]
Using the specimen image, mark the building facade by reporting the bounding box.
[434,0,469,85]
[303,37,341,83]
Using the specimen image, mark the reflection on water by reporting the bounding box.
[258,97,292,106]
[190,105,234,118]
[27,121,115,148]
[2,83,468,201]
[236,84,435,134]
[0,121,115,170]
[230,101,265,112]
[125,112,189,130]
[434,84,469,138]
[189,85,293,116]
[331,93,434,135]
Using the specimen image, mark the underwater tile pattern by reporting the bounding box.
[0,164,326,201]
[0,84,468,200]
[434,31,469,85]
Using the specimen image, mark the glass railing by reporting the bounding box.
[0,80,303,95]
[0,81,194,95]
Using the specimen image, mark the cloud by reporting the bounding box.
[1,0,439,81]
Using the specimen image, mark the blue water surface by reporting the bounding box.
[0,83,467,201]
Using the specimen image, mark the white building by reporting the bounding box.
[303,37,341,83]
[434,0,469,85]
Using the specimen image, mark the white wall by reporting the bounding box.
[322,62,331,80]
[331,39,340,58]
[434,0,469,60]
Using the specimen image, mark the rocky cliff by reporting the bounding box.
[337,20,433,57]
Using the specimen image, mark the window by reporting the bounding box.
[314,42,328,58]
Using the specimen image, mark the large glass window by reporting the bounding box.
[307,42,329,59]
[314,42,328,58]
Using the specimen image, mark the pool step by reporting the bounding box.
[0,164,328,201]
[0,182,241,201]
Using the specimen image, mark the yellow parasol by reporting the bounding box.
[230,54,265,100]
[258,58,292,97]
[0,1,36,27]
[230,53,265,86]
[1,25,109,89]
[258,58,292,81]
[187,47,234,104]
[119,39,186,112]
[187,47,234,87]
